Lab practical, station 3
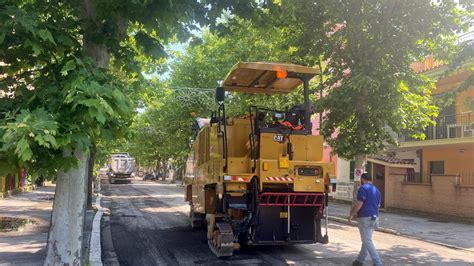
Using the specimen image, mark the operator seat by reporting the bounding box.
[283,104,306,130]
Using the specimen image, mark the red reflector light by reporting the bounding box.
[229,176,249,182]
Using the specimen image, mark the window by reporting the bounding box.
[429,161,444,175]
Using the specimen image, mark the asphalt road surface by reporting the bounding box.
[101,180,474,265]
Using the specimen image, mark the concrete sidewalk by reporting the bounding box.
[0,185,95,266]
[327,200,474,251]
[0,185,54,265]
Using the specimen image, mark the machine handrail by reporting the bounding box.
[248,106,258,172]
[222,104,228,172]
[217,103,228,172]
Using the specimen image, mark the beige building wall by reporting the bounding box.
[422,144,474,175]
[385,167,474,219]
[332,158,353,201]
[336,158,351,183]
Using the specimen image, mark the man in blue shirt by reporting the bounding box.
[349,173,382,266]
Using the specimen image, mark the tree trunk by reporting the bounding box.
[178,166,183,181]
[45,1,112,263]
[81,0,109,210]
[154,159,160,177]
[44,1,126,264]
[352,85,369,207]
[86,143,96,209]
[162,162,168,181]
[44,147,88,265]
[81,0,110,69]
[352,154,367,207]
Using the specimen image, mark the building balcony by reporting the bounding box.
[400,113,474,146]
[457,30,474,44]
[399,113,474,147]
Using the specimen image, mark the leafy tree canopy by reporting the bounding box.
[275,0,473,159]
[126,17,323,167]
[124,0,472,167]
[0,2,132,176]
[0,0,275,177]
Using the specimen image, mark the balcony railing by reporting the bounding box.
[457,30,474,44]
[400,113,473,142]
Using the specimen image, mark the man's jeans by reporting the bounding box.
[356,216,382,265]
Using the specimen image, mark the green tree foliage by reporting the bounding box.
[128,19,320,168]
[1,0,280,263]
[0,0,274,175]
[276,0,472,159]
[169,25,313,115]
[135,0,472,177]
[433,40,474,109]
[0,3,132,178]
[84,0,281,171]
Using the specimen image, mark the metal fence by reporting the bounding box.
[405,172,474,186]
[401,113,473,142]
[457,172,474,186]
[404,172,432,185]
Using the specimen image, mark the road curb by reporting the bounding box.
[328,216,400,235]
[89,190,103,265]
[403,234,474,252]
[328,216,474,252]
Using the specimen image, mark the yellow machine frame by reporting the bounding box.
[185,62,336,257]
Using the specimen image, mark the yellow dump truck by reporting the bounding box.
[185,62,337,257]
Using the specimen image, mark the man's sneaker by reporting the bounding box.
[352,260,363,266]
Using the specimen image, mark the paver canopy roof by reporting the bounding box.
[222,62,319,94]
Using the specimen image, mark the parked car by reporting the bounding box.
[143,172,156,181]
